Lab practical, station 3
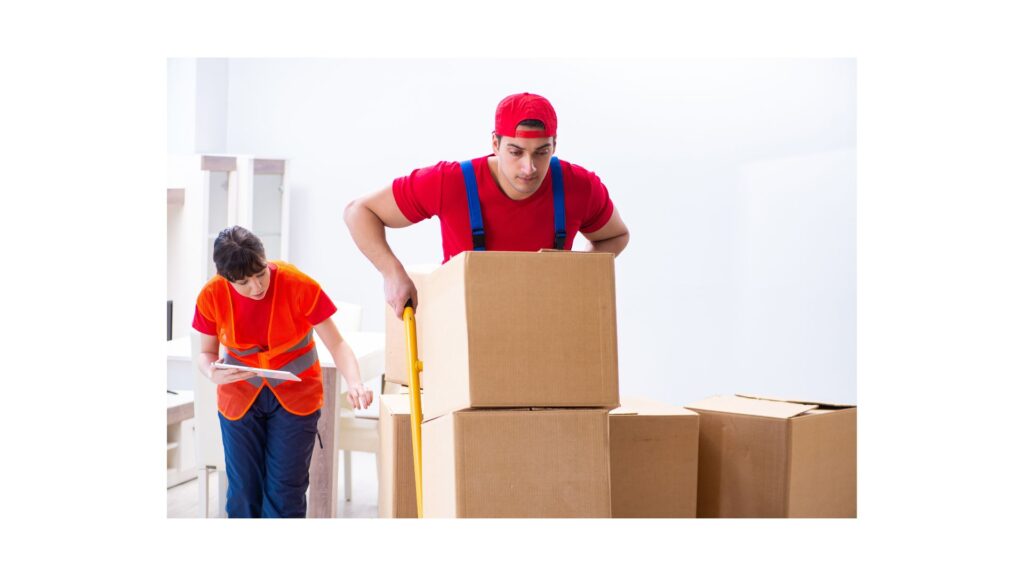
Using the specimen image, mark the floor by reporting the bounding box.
[167,450,380,518]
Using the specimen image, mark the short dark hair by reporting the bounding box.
[213,226,267,282]
[496,119,547,144]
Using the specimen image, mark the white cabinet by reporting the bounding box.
[202,158,234,281]
[238,157,290,263]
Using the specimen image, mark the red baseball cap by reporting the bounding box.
[494,92,558,138]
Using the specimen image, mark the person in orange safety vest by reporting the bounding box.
[193,225,373,518]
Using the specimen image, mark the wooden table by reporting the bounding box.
[166,390,196,488]
[307,331,384,518]
[166,390,195,424]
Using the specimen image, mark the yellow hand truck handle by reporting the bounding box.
[403,299,425,518]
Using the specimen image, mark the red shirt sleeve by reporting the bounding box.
[392,161,449,224]
[579,169,615,233]
[192,305,217,336]
[306,289,338,326]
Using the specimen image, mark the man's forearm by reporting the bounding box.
[343,201,404,276]
[587,232,630,257]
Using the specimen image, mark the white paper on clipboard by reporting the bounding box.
[212,362,301,382]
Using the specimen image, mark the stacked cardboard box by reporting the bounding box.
[415,251,620,421]
[374,252,858,519]
[609,398,700,518]
[685,394,857,518]
[379,264,432,518]
[423,407,612,517]
[393,251,621,518]
[377,393,417,518]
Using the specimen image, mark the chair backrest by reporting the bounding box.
[190,332,226,470]
[332,300,363,333]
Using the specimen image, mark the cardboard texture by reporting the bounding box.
[381,379,407,395]
[609,397,700,518]
[377,394,417,518]
[422,408,612,518]
[417,251,620,422]
[685,394,857,518]
[383,264,438,385]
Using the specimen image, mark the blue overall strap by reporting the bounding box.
[550,156,567,250]
[460,160,486,251]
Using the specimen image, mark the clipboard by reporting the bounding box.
[212,362,301,382]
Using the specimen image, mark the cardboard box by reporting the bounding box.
[422,408,612,518]
[609,397,700,518]
[381,379,406,395]
[685,394,857,518]
[383,264,437,385]
[377,394,417,518]
[417,251,619,421]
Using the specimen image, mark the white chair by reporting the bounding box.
[332,300,363,334]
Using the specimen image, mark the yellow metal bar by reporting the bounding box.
[403,304,424,518]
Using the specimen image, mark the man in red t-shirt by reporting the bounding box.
[344,92,630,318]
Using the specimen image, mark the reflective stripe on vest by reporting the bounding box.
[218,353,266,387]
[460,157,567,251]
[221,330,318,388]
[226,344,261,357]
[271,345,319,386]
[226,326,311,359]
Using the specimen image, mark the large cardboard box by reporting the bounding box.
[685,394,857,518]
[417,251,619,422]
[377,394,417,518]
[422,408,612,518]
[383,264,437,385]
[610,397,700,518]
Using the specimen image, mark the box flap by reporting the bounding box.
[685,395,816,419]
[736,393,856,410]
[380,394,412,416]
[613,396,697,416]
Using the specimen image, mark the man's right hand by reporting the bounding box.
[385,269,418,319]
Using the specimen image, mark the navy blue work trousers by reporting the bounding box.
[218,386,321,518]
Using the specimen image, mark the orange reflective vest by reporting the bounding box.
[196,261,324,420]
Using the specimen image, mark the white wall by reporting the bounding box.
[166,59,196,155]
[177,58,856,405]
[166,58,230,340]
[166,198,190,340]
[166,58,197,340]
[194,58,228,153]
[167,58,228,154]
[734,148,856,403]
